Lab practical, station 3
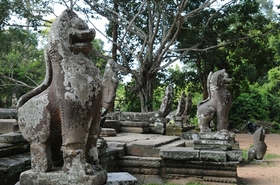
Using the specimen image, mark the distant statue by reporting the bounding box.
[197,69,232,133]
[17,9,106,184]
[156,85,173,118]
[101,59,119,116]
[11,93,17,108]
[175,92,187,117]
[175,92,192,126]
[248,127,267,161]
[182,92,192,117]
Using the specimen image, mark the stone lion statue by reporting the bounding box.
[197,69,232,133]
[17,9,106,183]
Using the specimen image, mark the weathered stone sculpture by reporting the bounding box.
[101,59,119,117]
[17,9,106,184]
[197,69,232,133]
[175,92,187,117]
[156,84,173,118]
[248,126,267,161]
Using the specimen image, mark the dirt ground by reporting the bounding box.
[168,133,280,185]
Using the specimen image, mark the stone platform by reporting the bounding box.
[1,131,242,184]
[103,132,242,184]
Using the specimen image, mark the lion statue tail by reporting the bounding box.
[17,46,52,108]
[197,71,212,107]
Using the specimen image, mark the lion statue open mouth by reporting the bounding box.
[197,69,232,133]
[17,10,106,183]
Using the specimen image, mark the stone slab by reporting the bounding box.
[193,139,233,151]
[200,150,227,162]
[120,127,150,133]
[106,172,137,185]
[161,160,238,171]
[0,119,16,134]
[0,143,30,158]
[126,136,180,157]
[20,168,107,185]
[0,109,17,119]
[104,133,157,143]
[0,153,31,185]
[0,132,27,144]
[199,130,235,140]
[103,120,121,132]
[100,128,117,137]
[119,121,150,127]
[160,147,200,160]
[118,156,161,168]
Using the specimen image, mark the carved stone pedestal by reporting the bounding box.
[20,167,107,185]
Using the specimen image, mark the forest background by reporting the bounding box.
[1,0,280,132]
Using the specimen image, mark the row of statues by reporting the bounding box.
[15,8,265,185]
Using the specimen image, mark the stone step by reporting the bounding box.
[0,143,30,158]
[120,127,150,133]
[159,146,242,162]
[0,153,31,185]
[103,120,121,132]
[0,119,17,134]
[119,121,150,127]
[100,128,117,137]
[0,132,27,144]
[0,109,17,119]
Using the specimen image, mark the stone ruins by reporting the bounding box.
[0,10,248,185]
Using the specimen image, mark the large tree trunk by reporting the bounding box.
[138,72,156,112]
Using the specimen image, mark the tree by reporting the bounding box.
[0,28,45,107]
[78,0,231,112]
[177,0,278,99]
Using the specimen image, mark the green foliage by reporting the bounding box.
[229,86,269,129]
[115,82,141,112]
[0,28,44,107]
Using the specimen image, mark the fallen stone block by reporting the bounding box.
[106,172,137,185]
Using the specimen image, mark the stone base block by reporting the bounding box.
[106,172,137,185]
[19,168,107,185]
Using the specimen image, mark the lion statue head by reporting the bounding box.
[209,69,232,90]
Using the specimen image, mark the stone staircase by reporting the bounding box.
[0,119,31,185]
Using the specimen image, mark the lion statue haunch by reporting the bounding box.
[17,9,104,177]
[197,69,232,133]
